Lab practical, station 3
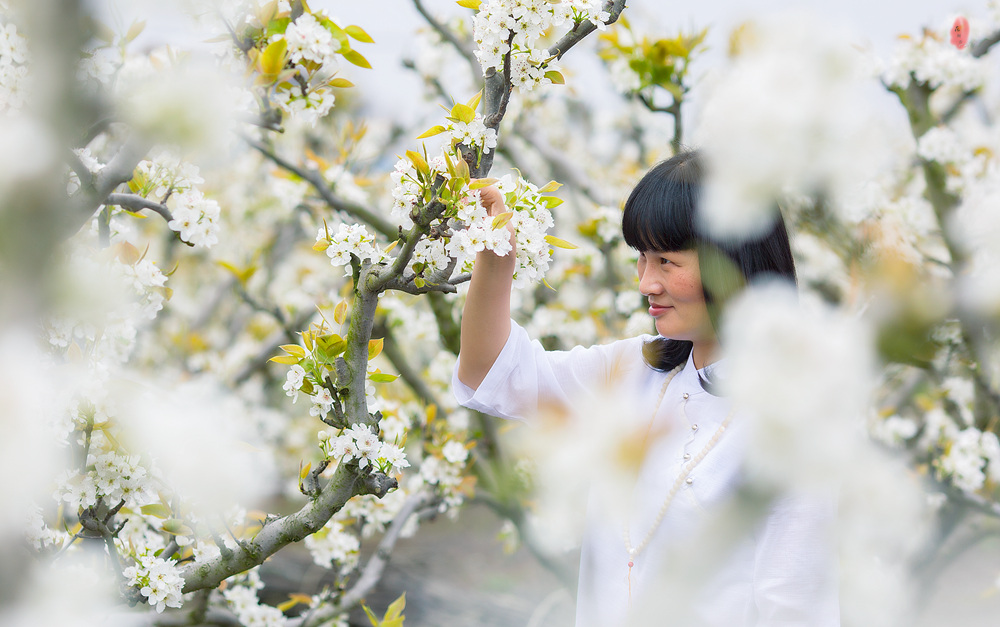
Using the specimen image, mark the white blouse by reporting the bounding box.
[453,321,839,626]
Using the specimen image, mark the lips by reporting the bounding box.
[648,303,672,317]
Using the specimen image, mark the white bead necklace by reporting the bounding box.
[622,363,736,601]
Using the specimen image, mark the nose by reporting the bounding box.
[638,261,662,297]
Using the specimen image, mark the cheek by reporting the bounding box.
[672,273,705,304]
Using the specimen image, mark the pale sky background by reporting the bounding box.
[93,0,990,133]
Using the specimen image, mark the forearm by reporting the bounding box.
[457,250,515,390]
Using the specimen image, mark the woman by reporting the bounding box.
[453,150,838,626]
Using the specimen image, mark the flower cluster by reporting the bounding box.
[457,174,557,289]
[167,189,221,248]
[472,0,609,89]
[222,568,287,627]
[881,25,989,92]
[268,12,343,125]
[0,20,29,112]
[318,423,410,474]
[227,2,370,127]
[446,114,498,155]
[304,519,360,569]
[389,150,560,289]
[132,149,205,199]
[936,428,1000,494]
[56,450,156,510]
[123,551,184,613]
[46,247,170,368]
[415,423,474,515]
[315,223,389,275]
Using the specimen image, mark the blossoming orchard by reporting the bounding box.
[2,0,1000,624]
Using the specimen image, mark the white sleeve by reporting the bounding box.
[453,320,640,421]
[752,493,840,626]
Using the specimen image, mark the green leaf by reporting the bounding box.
[416,125,447,139]
[140,503,171,519]
[544,70,565,85]
[125,20,146,43]
[406,150,430,177]
[92,19,115,44]
[342,49,372,69]
[538,180,562,193]
[329,77,355,88]
[541,196,564,208]
[370,372,399,383]
[466,91,483,111]
[216,261,258,285]
[263,17,291,38]
[456,0,481,9]
[259,37,288,76]
[280,344,306,358]
[491,211,513,229]
[345,25,374,43]
[269,354,300,365]
[385,593,406,621]
[161,519,194,536]
[363,604,380,627]
[469,177,498,190]
[368,338,384,360]
[455,157,470,182]
[333,300,348,325]
[317,334,347,357]
[545,235,578,249]
[450,102,476,124]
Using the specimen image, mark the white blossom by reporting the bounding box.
[696,13,891,238]
[123,552,184,613]
[721,282,874,491]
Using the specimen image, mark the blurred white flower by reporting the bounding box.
[696,12,891,239]
[114,375,278,516]
[118,54,246,155]
[720,282,874,491]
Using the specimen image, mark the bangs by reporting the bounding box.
[621,155,702,252]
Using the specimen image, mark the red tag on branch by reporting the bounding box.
[951,16,969,50]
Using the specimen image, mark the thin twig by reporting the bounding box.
[105,193,174,223]
[243,135,396,238]
[547,0,627,61]
[413,0,479,76]
[296,493,435,627]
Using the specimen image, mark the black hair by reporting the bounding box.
[622,149,797,372]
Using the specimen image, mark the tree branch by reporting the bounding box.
[231,309,317,385]
[547,0,627,61]
[180,462,396,592]
[64,136,148,240]
[105,193,173,223]
[970,29,1000,58]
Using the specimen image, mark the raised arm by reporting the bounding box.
[457,185,516,390]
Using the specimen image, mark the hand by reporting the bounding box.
[474,182,507,217]
[470,181,516,258]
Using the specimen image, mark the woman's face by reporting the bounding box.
[637,249,715,344]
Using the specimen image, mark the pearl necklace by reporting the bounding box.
[622,363,736,600]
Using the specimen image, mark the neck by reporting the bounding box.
[691,340,718,370]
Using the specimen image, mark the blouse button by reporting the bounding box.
[682,393,690,400]
[682,453,691,461]
[685,477,694,485]
[691,424,699,431]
